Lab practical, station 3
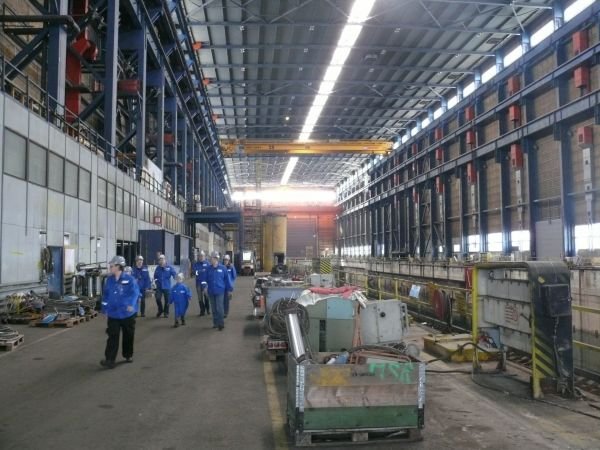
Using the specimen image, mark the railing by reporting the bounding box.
[0,54,178,210]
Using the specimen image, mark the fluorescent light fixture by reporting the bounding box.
[421,118,431,128]
[331,47,352,65]
[318,81,336,95]
[392,140,400,150]
[281,156,299,185]
[433,108,443,119]
[447,96,458,109]
[463,82,476,97]
[298,0,376,141]
[231,188,336,205]
[401,135,409,144]
[411,126,418,136]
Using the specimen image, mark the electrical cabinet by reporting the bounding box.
[360,300,409,344]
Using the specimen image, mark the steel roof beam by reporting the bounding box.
[209,80,456,89]
[200,62,476,74]
[424,0,551,7]
[213,105,427,112]
[217,114,416,120]
[188,20,521,35]
[200,43,494,57]
[208,93,438,101]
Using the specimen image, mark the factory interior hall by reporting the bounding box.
[2,0,600,449]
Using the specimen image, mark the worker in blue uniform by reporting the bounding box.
[192,250,210,316]
[153,254,177,318]
[169,273,192,327]
[206,251,233,331]
[223,254,237,318]
[100,255,140,369]
[132,255,151,317]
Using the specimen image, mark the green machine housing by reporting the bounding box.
[472,261,574,398]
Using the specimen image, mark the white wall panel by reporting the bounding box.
[2,177,27,226]
[79,146,92,171]
[97,207,107,238]
[116,212,124,239]
[79,200,91,236]
[65,137,79,163]
[1,224,39,284]
[48,125,66,156]
[47,190,64,232]
[79,234,91,264]
[64,196,79,233]
[27,184,48,229]
[4,97,28,134]
[28,114,49,147]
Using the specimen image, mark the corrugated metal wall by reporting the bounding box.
[287,217,316,258]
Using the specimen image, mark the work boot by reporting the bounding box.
[174,320,179,328]
[125,357,133,363]
[100,359,116,369]
[156,312,161,318]
[181,318,186,326]
[164,314,169,318]
[218,326,224,331]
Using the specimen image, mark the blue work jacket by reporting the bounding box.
[225,263,237,290]
[132,265,151,292]
[193,259,210,286]
[154,265,177,290]
[169,282,192,317]
[102,273,140,319]
[206,263,233,295]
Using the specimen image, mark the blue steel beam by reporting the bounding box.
[200,62,476,74]
[103,0,120,160]
[136,25,147,180]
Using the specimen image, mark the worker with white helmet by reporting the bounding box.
[223,254,237,319]
[153,254,177,318]
[132,255,151,317]
[100,255,140,369]
[206,251,233,331]
[192,250,210,316]
[168,273,192,327]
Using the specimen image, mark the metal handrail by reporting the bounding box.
[0,55,176,208]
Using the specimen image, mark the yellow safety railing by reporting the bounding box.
[572,304,600,353]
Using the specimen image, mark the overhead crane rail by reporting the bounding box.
[220,139,392,156]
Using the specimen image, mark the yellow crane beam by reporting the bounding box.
[220,139,392,156]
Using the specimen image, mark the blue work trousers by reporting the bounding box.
[208,293,225,328]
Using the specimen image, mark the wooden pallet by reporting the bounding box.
[294,428,422,447]
[30,316,85,328]
[0,335,24,352]
[6,314,42,325]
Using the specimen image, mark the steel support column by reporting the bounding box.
[477,159,488,253]
[459,172,469,258]
[103,0,120,160]
[500,153,512,254]
[47,0,67,117]
[558,124,575,256]
[135,25,147,180]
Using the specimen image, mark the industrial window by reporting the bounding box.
[116,187,123,213]
[97,178,106,207]
[28,142,47,186]
[575,224,600,252]
[123,191,130,216]
[79,168,91,202]
[3,129,27,179]
[107,182,116,210]
[487,233,503,253]
[468,235,480,253]
[64,161,78,197]
[511,230,531,252]
[48,153,64,192]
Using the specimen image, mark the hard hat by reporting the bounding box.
[124,266,133,274]
[176,273,185,281]
[224,254,230,260]
[136,255,144,261]
[109,255,126,267]
[158,254,166,260]
[199,250,205,256]
[210,251,220,259]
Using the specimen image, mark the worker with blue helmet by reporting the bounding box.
[100,255,140,369]
[206,251,233,331]
[169,273,192,327]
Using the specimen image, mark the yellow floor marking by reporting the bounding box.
[0,328,71,359]
[263,358,289,450]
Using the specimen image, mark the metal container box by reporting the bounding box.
[287,354,425,446]
[305,298,356,352]
[361,300,410,345]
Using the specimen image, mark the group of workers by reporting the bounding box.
[100,251,237,369]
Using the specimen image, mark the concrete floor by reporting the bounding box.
[1,277,600,450]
